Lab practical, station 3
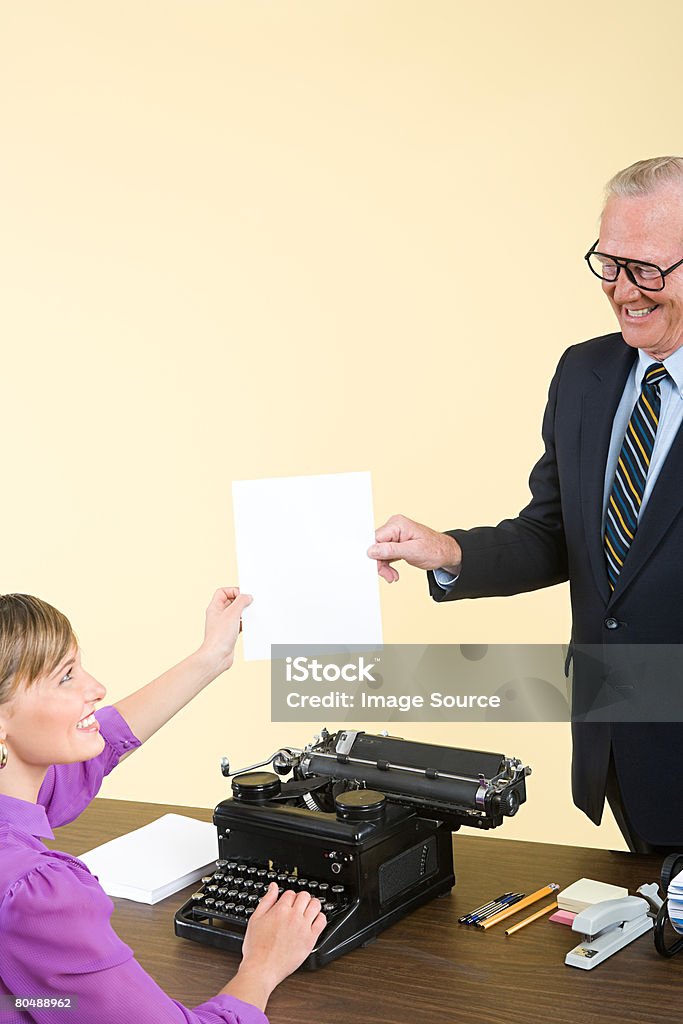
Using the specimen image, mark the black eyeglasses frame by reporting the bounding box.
[584,240,683,292]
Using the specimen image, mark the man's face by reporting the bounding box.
[598,184,683,360]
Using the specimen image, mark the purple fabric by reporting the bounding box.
[0,707,268,1024]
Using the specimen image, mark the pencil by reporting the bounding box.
[504,901,558,936]
[477,884,560,930]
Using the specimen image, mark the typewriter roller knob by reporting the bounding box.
[492,787,521,817]
[335,789,387,822]
[231,771,281,802]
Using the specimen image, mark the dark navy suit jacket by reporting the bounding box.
[429,332,683,843]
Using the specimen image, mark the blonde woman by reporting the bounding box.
[0,590,325,1023]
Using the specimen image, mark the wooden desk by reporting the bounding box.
[48,799,682,1024]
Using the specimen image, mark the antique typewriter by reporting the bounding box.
[175,728,531,968]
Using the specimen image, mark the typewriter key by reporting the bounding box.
[277,873,288,884]
[217,888,228,897]
[201,876,212,884]
[318,883,330,896]
[216,860,228,870]
[191,892,204,902]
[266,871,278,881]
[238,891,249,902]
[234,904,246,915]
[323,901,335,914]
[206,885,218,893]
[226,862,238,871]
[257,869,268,879]
[247,894,258,905]
[215,901,226,910]
[286,875,298,887]
[243,880,254,889]
[297,878,309,888]
[227,889,239,900]
[331,885,345,900]
[205,898,216,908]
[236,864,248,875]
[225,902,236,913]
[308,881,319,893]
[213,872,225,882]
[246,866,258,877]
[245,908,256,918]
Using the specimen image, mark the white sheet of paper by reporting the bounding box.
[232,471,383,660]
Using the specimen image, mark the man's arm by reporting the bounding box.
[368,348,571,598]
[113,588,251,747]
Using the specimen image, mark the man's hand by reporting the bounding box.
[199,587,253,676]
[367,514,462,583]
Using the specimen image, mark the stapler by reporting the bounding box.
[565,896,652,970]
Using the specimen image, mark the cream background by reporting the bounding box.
[1,0,680,851]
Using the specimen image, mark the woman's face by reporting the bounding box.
[1,648,107,773]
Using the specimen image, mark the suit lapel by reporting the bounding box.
[580,340,636,602]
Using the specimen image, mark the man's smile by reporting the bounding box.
[623,305,658,319]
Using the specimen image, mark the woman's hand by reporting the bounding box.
[222,883,326,1008]
[199,587,253,677]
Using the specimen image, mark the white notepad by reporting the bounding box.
[79,814,218,905]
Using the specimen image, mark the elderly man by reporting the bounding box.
[368,156,683,853]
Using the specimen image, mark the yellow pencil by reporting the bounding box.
[505,900,558,936]
[477,884,560,930]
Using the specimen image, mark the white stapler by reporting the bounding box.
[565,896,653,970]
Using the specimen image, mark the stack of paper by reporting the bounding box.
[558,878,628,913]
[79,814,218,904]
[667,869,683,934]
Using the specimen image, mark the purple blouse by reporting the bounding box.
[0,706,268,1024]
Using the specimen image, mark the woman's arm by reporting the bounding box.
[113,588,252,746]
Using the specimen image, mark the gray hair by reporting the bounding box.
[606,156,683,200]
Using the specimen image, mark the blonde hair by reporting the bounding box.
[0,595,77,704]
[606,156,683,199]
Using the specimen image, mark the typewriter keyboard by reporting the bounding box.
[187,860,352,926]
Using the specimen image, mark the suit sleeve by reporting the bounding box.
[428,347,571,601]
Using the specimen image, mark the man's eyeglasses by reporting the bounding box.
[584,240,683,292]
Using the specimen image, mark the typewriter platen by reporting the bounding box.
[175,728,531,968]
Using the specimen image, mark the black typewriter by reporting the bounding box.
[175,728,531,968]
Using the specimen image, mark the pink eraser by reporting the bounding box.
[549,910,576,926]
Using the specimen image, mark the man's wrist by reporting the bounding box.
[440,535,462,576]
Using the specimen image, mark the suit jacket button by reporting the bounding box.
[604,617,619,630]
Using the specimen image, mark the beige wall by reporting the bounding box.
[2,0,681,851]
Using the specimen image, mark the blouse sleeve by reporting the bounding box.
[37,707,142,828]
[0,857,268,1024]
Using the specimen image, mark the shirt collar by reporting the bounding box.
[0,792,55,839]
[636,347,683,398]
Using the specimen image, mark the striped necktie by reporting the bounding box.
[604,361,668,591]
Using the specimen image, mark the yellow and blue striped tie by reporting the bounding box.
[604,361,668,591]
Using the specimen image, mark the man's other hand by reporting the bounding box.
[367,514,463,583]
